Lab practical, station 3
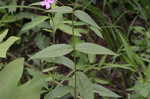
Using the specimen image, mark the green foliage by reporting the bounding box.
[69,72,120,99]
[93,84,120,98]
[0,58,24,99]
[44,56,75,70]
[21,16,49,32]
[30,44,73,59]
[76,72,94,99]
[74,10,100,29]
[0,29,19,58]
[0,0,150,99]
[47,6,73,13]
[0,58,48,99]
[58,24,83,36]
[76,42,117,55]
[45,86,73,99]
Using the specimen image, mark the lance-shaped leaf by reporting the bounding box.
[76,43,117,55]
[74,10,100,29]
[93,84,120,98]
[30,44,73,59]
[45,86,73,99]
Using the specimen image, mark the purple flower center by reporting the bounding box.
[41,0,55,9]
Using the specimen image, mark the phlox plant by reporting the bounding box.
[0,0,150,99]
[0,0,120,99]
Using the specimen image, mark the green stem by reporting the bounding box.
[72,1,78,98]
[49,14,56,43]
[72,10,77,99]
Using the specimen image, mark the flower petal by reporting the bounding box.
[40,1,46,6]
[49,0,55,3]
[41,0,54,9]
[45,3,51,9]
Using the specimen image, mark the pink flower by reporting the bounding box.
[41,0,55,9]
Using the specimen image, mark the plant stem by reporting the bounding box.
[72,1,78,98]
[72,10,77,99]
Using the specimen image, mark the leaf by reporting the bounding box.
[0,36,20,58]
[0,59,48,99]
[34,33,50,49]
[47,6,73,13]
[15,71,47,99]
[21,16,48,32]
[93,84,120,98]
[69,72,94,99]
[88,54,96,63]
[0,29,19,58]
[0,29,8,42]
[76,43,117,55]
[30,44,73,59]
[0,58,24,99]
[45,86,73,99]
[76,72,94,99]
[119,34,145,69]
[90,26,103,38]
[133,81,150,98]
[74,10,100,29]
[0,12,38,23]
[58,24,82,36]
[101,64,135,71]
[120,34,136,65]
[44,56,75,70]
[93,78,110,84]
[53,13,64,28]
[132,26,145,34]
[64,21,87,26]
